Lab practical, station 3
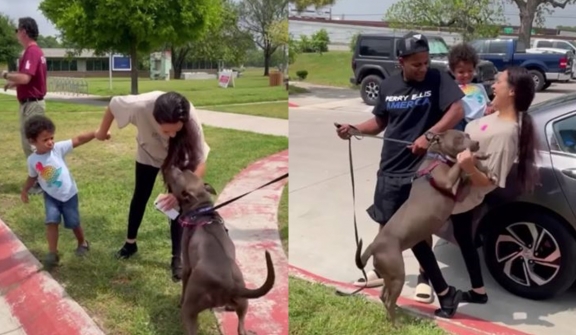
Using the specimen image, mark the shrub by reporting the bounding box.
[296,70,308,80]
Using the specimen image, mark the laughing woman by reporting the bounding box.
[95,91,210,282]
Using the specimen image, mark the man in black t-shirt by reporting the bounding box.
[337,32,465,318]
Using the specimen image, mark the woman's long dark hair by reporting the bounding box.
[506,66,538,191]
[153,92,204,183]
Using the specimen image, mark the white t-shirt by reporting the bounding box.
[28,140,78,202]
[108,91,210,168]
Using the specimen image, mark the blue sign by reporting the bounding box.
[112,55,131,71]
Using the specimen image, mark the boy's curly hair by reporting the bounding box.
[448,43,480,71]
[25,115,55,140]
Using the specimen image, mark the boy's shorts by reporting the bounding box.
[454,119,468,131]
[43,193,80,229]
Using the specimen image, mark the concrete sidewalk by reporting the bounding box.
[0,90,288,137]
[288,89,576,335]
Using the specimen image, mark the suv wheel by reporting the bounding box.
[360,75,382,106]
[483,210,576,300]
[528,70,545,91]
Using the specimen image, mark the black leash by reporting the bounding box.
[333,123,412,297]
[213,172,289,211]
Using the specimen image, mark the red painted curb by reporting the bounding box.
[0,219,105,335]
[288,101,299,107]
[214,150,289,335]
[289,265,533,335]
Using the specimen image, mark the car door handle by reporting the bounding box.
[562,168,576,179]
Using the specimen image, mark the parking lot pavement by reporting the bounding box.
[289,82,576,335]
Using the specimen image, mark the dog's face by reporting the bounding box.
[166,167,217,209]
[425,129,480,158]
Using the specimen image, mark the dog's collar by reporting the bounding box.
[426,152,456,166]
[178,205,218,228]
[415,154,463,201]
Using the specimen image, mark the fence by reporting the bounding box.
[47,77,90,95]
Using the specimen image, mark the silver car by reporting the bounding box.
[437,93,576,300]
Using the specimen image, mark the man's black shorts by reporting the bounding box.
[367,174,413,225]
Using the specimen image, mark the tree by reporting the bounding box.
[0,13,19,70]
[289,0,336,11]
[238,0,288,76]
[40,0,221,94]
[509,0,576,46]
[171,0,254,79]
[385,0,505,42]
[37,35,62,48]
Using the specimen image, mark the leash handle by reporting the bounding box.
[212,173,289,210]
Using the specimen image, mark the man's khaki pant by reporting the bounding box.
[19,100,46,158]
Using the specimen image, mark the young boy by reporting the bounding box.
[448,43,493,131]
[20,115,108,269]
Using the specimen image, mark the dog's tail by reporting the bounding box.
[355,239,373,270]
[235,251,275,299]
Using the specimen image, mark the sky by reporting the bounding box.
[3,0,576,38]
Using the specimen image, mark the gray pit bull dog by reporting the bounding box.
[166,167,275,335]
[355,129,493,326]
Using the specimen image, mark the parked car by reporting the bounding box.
[437,93,576,301]
[531,38,576,54]
[350,33,498,106]
[528,47,576,79]
[471,38,573,91]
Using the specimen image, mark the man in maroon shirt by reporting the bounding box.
[2,17,47,194]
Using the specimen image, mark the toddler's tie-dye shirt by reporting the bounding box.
[459,83,490,122]
[27,140,78,202]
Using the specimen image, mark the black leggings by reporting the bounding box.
[127,162,183,257]
[412,209,484,293]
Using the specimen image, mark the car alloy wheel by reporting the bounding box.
[494,221,560,287]
[365,82,379,101]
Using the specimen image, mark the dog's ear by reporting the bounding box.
[204,183,217,195]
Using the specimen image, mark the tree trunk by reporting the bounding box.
[130,43,139,95]
[263,48,270,76]
[518,6,536,47]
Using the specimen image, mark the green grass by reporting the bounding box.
[289,278,448,335]
[290,52,354,88]
[81,68,288,107]
[0,96,288,335]
[278,183,288,252]
[206,101,287,119]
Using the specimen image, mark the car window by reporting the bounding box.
[553,41,574,51]
[488,40,507,53]
[515,40,527,52]
[471,40,487,53]
[552,114,576,154]
[537,40,554,48]
[358,37,393,57]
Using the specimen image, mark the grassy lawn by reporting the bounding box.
[289,278,448,335]
[80,68,288,107]
[278,184,288,252]
[0,95,288,335]
[206,101,287,119]
[290,52,354,88]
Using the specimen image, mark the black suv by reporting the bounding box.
[350,34,498,105]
